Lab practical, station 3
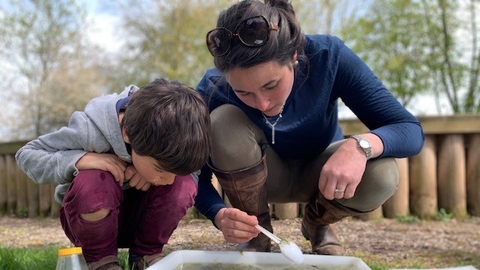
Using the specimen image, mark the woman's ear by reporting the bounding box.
[291,51,298,66]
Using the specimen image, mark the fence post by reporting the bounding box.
[356,207,383,221]
[26,175,39,218]
[467,134,480,216]
[39,184,52,217]
[0,156,6,215]
[409,135,438,219]
[383,158,409,218]
[6,155,17,215]
[274,203,298,219]
[15,165,28,217]
[437,134,467,219]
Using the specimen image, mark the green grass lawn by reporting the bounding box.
[0,247,130,270]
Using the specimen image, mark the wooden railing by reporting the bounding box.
[1,115,479,220]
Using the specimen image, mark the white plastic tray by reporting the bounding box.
[391,267,478,270]
[147,250,371,269]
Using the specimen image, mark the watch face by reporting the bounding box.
[360,139,370,148]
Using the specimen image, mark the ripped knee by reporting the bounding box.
[80,209,110,221]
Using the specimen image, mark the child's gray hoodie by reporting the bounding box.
[15,86,198,204]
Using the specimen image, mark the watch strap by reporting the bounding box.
[351,135,372,160]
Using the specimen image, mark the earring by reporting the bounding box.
[294,60,299,66]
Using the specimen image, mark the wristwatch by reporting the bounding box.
[351,135,372,160]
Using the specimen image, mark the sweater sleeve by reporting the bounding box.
[194,71,229,224]
[194,165,227,224]
[15,112,107,185]
[331,37,424,157]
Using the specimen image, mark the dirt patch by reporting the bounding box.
[1,216,479,268]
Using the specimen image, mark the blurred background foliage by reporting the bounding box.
[0,0,479,141]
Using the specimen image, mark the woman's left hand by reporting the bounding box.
[318,134,381,200]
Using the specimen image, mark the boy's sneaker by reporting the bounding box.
[87,255,122,270]
[129,253,164,270]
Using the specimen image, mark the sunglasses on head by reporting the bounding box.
[206,15,279,57]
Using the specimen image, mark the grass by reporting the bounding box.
[0,247,57,270]
[0,247,130,270]
[1,246,479,270]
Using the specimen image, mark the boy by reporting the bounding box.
[16,78,211,270]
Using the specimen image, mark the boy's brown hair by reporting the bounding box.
[122,78,211,175]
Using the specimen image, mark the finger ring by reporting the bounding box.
[334,189,345,193]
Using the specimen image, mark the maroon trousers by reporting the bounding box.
[59,169,197,263]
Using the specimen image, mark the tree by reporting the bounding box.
[421,0,480,114]
[340,0,434,108]
[0,0,107,140]
[105,0,233,91]
[341,0,480,114]
[293,0,365,35]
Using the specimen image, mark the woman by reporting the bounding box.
[194,0,424,255]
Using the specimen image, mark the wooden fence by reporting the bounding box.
[1,115,480,220]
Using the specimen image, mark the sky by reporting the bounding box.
[81,1,123,53]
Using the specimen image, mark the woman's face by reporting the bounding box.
[225,60,295,117]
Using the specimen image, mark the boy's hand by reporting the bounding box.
[76,153,127,183]
[124,165,151,191]
[214,208,259,244]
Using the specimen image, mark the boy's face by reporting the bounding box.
[130,150,176,186]
[122,125,176,186]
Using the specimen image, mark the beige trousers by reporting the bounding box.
[209,104,398,212]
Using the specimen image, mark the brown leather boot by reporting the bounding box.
[210,154,272,252]
[302,194,372,255]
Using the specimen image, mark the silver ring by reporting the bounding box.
[334,189,345,193]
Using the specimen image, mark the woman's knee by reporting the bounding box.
[340,158,399,211]
[210,104,256,147]
[364,158,399,195]
[210,104,264,170]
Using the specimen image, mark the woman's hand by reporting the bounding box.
[76,152,127,183]
[214,208,259,243]
[318,134,383,200]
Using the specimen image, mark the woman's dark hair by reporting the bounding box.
[212,0,305,72]
[122,78,211,175]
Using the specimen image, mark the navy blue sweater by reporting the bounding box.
[195,34,424,222]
